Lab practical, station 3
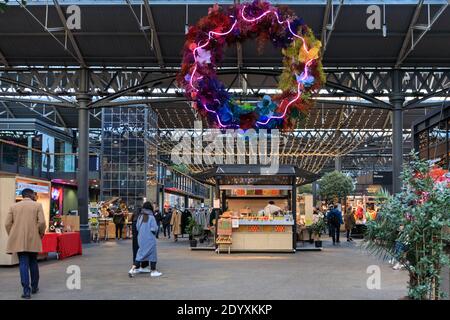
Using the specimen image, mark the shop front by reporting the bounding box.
[214,165,300,253]
[0,174,51,265]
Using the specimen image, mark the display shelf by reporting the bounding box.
[226,196,288,199]
[237,220,294,226]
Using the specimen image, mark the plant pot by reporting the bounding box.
[188,234,193,241]
[190,239,198,247]
[314,240,322,248]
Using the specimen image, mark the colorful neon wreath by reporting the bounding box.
[177,1,325,130]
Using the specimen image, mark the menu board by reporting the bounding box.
[232,189,281,196]
[217,218,232,235]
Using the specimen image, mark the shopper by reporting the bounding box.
[5,188,46,299]
[129,202,162,277]
[129,205,149,276]
[170,206,183,242]
[344,206,356,242]
[326,204,333,237]
[312,207,322,223]
[153,203,162,239]
[113,208,125,240]
[327,204,343,245]
[162,208,172,239]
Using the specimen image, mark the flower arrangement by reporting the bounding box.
[177,0,324,130]
[364,152,450,300]
[49,214,64,233]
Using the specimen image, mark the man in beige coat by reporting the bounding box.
[170,207,182,242]
[5,188,46,299]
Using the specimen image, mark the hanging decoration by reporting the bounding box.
[178,0,325,130]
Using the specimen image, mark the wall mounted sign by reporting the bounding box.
[16,182,49,195]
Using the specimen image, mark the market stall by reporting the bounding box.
[0,174,51,265]
[214,165,303,253]
[41,232,82,260]
[96,198,132,240]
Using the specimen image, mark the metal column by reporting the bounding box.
[221,190,227,213]
[334,156,342,171]
[390,69,405,194]
[184,195,189,209]
[77,68,91,244]
[292,178,297,251]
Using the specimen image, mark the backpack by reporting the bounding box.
[329,212,340,227]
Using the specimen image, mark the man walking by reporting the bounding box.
[327,204,343,245]
[162,208,172,239]
[5,188,46,299]
[153,203,162,239]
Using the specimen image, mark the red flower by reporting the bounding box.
[429,167,448,182]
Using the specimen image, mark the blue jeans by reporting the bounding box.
[17,252,39,295]
[330,224,341,243]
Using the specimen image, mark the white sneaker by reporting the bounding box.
[150,270,162,277]
[392,262,403,270]
[128,267,137,277]
[138,267,151,273]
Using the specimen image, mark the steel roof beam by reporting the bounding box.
[322,0,344,55]
[15,0,84,65]
[396,1,449,67]
[321,0,332,53]
[143,0,165,67]
[0,49,9,68]
[0,101,16,118]
[126,0,162,66]
[53,0,87,67]
[395,0,425,68]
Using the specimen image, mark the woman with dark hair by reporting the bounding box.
[128,202,162,277]
[128,205,148,276]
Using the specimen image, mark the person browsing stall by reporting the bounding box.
[5,188,46,299]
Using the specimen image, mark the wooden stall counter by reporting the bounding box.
[98,218,131,240]
[230,220,294,252]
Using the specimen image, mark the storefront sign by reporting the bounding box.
[16,182,49,194]
[373,171,392,185]
[366,185,381,195]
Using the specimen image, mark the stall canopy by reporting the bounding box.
[212,165,318,185]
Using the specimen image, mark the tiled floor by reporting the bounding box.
[0,236,408,300]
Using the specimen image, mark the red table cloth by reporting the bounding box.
[41,232,82,259]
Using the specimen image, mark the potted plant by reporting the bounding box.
[310,217,327,248]
[364,152,450,300]
[186,217,200,247]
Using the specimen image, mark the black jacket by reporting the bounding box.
[162,211,172,225]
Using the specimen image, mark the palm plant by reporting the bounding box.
[363,152,450,300]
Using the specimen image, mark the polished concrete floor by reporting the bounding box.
[0,236,408,300]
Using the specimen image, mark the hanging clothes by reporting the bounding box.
[197,208,206,230]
